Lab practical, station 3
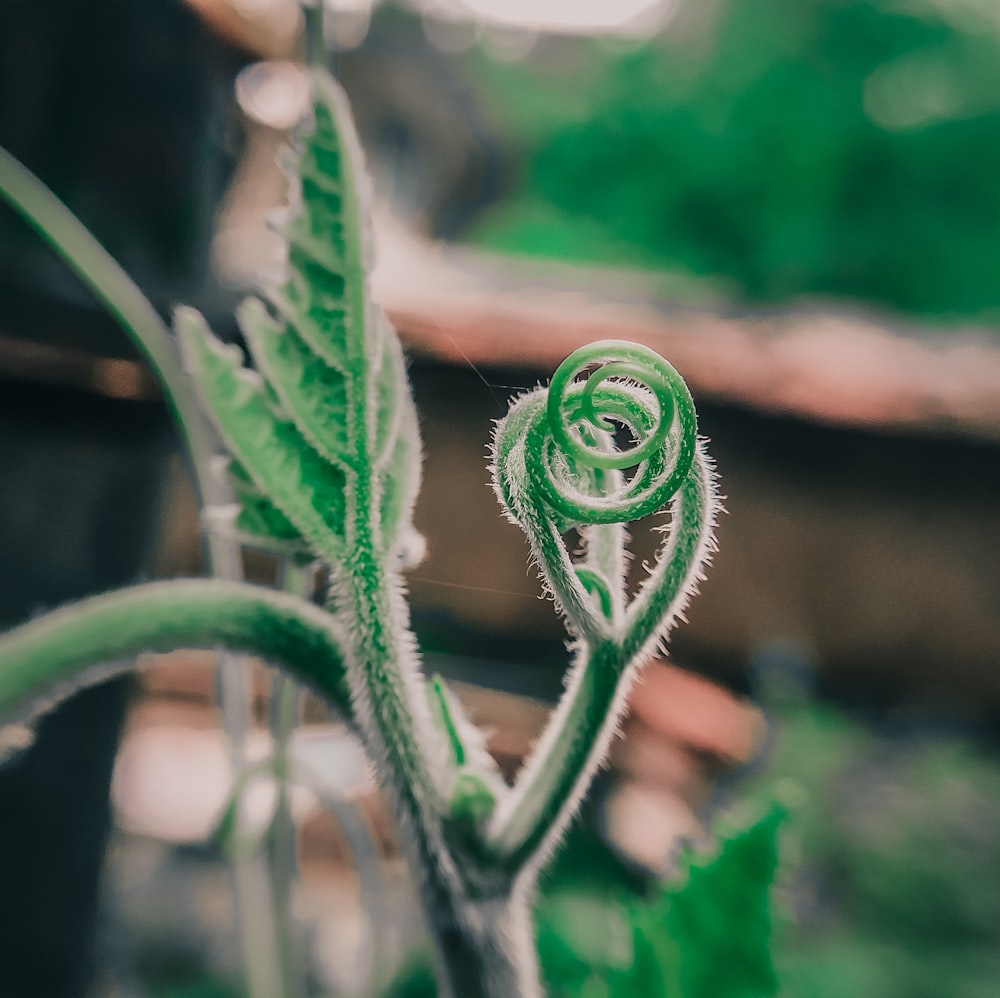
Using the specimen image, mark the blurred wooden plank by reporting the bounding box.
[373,229,1000,442]
[0,336,159,399]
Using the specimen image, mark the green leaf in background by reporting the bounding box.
[533,809,782,998]
[737,703,1000,998]
[663,808,783,998]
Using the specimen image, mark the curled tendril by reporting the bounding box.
[530,340,697,525]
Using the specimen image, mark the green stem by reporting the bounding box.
[0,145,226,510]
[0,143,300,998]
[303,0,327,70]
[485,641,624,870]
[488,445,715,869]
[231,856,288,998]
[345,556,441,844]
[0,580,351,719]
[342,551,539,996]
[422,888,541,998]
[266,669,303,998]
[219,653,286,998]
[340,479,480,991]
[621,445,715,664]
[269,560,314,998]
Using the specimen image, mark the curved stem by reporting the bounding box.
[622,444,717,663]
[493,395,612,643]
[0,145,227,510]
[295,763,396,994]
[0,579,352,720]
[484,641,624,870]
[486,450,716,871]
[0,141,297,998]
[268,559,314,998]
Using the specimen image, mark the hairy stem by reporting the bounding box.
[342,554,543,997]
[488,642,635,882]
[0,580,351,720]
[488,456,712,869]
[422,886,541,998]
[340,460,513,993]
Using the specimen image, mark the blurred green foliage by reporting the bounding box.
[536,810,781,998]
[465,0,1000,321]
[740,702,1000,997]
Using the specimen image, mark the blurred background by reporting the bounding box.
[1,0,999,995]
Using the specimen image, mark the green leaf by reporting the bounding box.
[534,814,781,998]
[177,308,347,563]
[238,297,351,468]
[663,808,783,998]
[227,459,303,544]
[178,70,420,565]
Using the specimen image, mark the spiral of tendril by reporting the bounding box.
[528,341,697,525]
